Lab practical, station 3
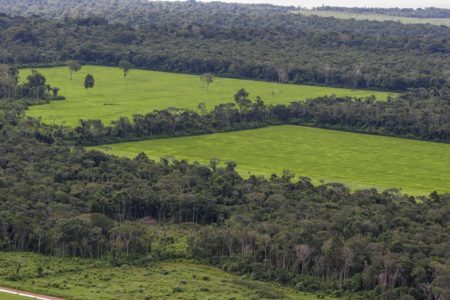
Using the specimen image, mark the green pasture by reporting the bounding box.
[93,125,450,195]
[0,292,30,300]
[23,66,393,126]
[0,252,331,300]
[298,10,450,26]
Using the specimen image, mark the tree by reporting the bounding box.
[84,74,95,89]
[277,67,288,90]
[66,61,81,80]
[25,70,47,99]
[198,102,207,115]
[234,88,251,108]
[201,73,214,91]
[0,65,18,99]
[119,60,133,79]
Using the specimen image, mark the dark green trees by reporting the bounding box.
[0,65,18,99]
[119,60,133,79]
[84,74,95,89]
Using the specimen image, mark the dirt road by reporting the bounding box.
[0,287,64,300]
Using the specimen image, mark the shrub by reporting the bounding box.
[172,286,186,293]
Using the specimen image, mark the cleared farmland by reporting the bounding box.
[23,66,393,126]
[298,10,450,26]
[0,292,30,300]
[93,125,450,195]
[0,252,330,300]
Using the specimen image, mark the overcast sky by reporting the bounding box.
[167,0,450,9]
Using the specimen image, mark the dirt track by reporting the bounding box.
[0,287,64,300]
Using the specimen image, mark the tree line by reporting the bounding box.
[314,6,450,19]
[0,2,449,91]
[59,88,450,145]
[0,66,61,100]
[0,99,448,299]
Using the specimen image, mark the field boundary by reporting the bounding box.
[0,287,64,300]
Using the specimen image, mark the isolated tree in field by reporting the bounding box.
[201,73,214,91]
[84,74,95,89]
[277,67,288,90]
[119,60,133,79]
[66,60,81,80]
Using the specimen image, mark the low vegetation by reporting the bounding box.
[299,11,450,26]
[311,6,450,19]
[93,125,450,195]
[22,66,392,126]
[0,252,325,300]
[0,293,30,300]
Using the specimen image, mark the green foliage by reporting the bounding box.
[200,73,214,91]
[1,67,60,100]
[66,60,81,80]
[299,11,450,26]
[0,3,449,91]
[0,95,449,299]
[83,74,95,89]
[0,252,324,300]
[92,125,450,195]
[311,6,450,19]
[23,66,392,126]
[118,60,133,79]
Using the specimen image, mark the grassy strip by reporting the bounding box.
[22,66,394,126]
[0,252,333,300]
[92,125,450,195]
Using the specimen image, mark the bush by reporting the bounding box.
[172,286,186,293]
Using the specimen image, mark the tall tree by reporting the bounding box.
[66,61,81,80]
[277,67,288,91]
[201,73,214,91]
[119,60,133,79]
[0,65,18,99]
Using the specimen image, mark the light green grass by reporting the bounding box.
[23,66,393,126]
[0,292,30,300]
[298,10,450,26]
[92,125,450,195]
[0,252,332,300]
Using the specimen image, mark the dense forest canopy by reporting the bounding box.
[0,1,449,299]
[0,0,449,91]
[0,99,449,299]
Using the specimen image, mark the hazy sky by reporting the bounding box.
[177,0,450,9]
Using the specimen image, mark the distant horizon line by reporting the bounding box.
[149,0,450,10]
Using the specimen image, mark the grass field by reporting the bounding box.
[0,252,332,300]
[93,125,450,195]
[23,66,393,126]
[298,10,450,26]
[0,292,29,300]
